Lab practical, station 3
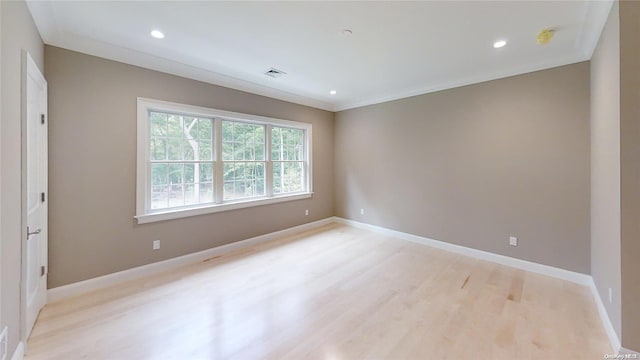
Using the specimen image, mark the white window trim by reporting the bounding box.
[136,98,313,224]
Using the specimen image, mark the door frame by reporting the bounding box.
[20,50,48,344]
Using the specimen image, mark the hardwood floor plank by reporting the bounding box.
[26,224,611,359]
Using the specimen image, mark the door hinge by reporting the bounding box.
[40,266,46,277]
[41,114,45,124]
[41,192,45,202]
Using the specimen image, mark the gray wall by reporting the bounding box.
[334,62,591,273]
[590,0,622,340]
[1,0,44,355]
[619,0,640,352]
[45,46,334,288]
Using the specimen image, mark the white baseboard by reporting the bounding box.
[588,278,622,354]
[333,217,629,354]
[620,348,640,356]
[333,217,591,285]
[46,215,624,355]
[10,342,23,360]
[47,217,335,303]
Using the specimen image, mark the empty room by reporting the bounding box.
[1,0,639,359]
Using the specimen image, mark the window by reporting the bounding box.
[136,98,312,223]
[148,112,214,210]
[222,121,266,200]
[272,127,305,194]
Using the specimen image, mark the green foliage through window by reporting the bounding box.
[149,111,213,209]
[146,108,308,213]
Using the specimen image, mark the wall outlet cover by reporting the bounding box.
[509,236,518,246]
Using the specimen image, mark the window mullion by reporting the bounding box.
[214,118,224,204]
[265,124,273,197]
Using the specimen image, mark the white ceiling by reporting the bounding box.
[27,1,612,112]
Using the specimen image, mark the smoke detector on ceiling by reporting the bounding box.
[536,28,555,45]
[265,68,287,78]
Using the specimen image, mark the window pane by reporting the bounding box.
[183,116,198,139]
[272,127,304,161]
[233,123,245,142]
[223,162,265,200]
[168,115,183,137]
[273,161,304,194]
[184,184,196,205]
[222,121,265,161]
[168,164,183,184]
[222,121,233,141]
[183,140,195,160]
[150,138,166,160]
[184,164,195,184]
[151,163,168,186]
[198,119,212,140]
[255,142,264,160]
[169,184,184,207]
[150,112,167,136]
[167,138,182,160]
[222,141,233,161]
[199,163,213,183]
[199,183,213,203]
[199,140,212,161]
[151,185,169,209]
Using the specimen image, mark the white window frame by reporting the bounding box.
[136,98,313,224]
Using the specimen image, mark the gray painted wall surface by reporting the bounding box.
[45,46,334,288]
[335,62,591,273]
[590,0,622,342]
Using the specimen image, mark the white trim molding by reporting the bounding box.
[136,193,313,224]
[589,278,622,354]
[619,348,640,357]
[48,217,334,303]
[10,342,23,360]
[333,217,591,285]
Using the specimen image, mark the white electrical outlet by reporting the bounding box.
[1,326,8,360]
[305,209,309,216]
[153,240,160,250]
[609,288,613,303]
[360,208,365,215]
[509,236,518,246]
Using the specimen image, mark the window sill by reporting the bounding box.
[135,192,313,224]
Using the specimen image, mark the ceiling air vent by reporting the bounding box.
[265,68,287,78]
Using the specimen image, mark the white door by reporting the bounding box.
[23,52,48,337]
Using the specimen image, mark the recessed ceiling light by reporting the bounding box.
[493,40,507,48]
[150,30,164,39]
[330,90,337,95]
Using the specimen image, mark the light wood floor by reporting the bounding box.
[26,224,611,359]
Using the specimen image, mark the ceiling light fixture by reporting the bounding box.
[330,90,337,95]
[342,29,353,36]
[150,30,164,39]
[493,40,507,48]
